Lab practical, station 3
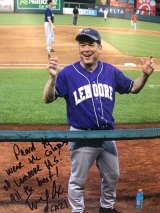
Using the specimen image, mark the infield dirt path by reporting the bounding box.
[0,25,160,70]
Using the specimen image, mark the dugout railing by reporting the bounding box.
[0,128,160,142]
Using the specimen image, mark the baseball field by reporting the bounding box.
[0,13,160,213]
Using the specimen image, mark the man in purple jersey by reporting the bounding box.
[43,28,155,213]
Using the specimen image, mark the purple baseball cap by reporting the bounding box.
[75,28,101,44]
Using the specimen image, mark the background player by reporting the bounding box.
[44,0,55,57]
[130,12,137,31]
[43,28,155,213]
[72,6,79,26]
[103,8,109,21]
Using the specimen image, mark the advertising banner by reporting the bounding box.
[17,0,61,11]
[0,0,14,12]
[136,0,156,16]
[63,8,97,16]
[97,5,125,18]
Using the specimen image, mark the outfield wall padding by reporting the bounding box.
[0,128,160,142]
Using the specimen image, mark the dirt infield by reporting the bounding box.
[0,25,160,212]
[0,25,160,70]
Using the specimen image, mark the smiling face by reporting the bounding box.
[78,38,102,72]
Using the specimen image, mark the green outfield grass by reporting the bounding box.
[0,13,160,31]
[101,33,160,58]
[0,69,159,125]
[114,71,160,123]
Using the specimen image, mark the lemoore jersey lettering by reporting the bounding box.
[73,83,113,105]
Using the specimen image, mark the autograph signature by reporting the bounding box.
[25,180,68,212]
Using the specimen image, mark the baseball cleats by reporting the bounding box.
[50,48,55,52]
[98,207,122,213]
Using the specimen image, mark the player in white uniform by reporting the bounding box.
[104,8,109,21]
[44,0,55,56]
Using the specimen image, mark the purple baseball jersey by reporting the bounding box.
[55,61,133,130]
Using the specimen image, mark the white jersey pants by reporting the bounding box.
[68,127,120,212]
[44,22,54,52]
[131,20,136,30]
[104,14,108,20]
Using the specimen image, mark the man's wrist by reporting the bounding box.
[142,71,149,78]
[49,74,56,79]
